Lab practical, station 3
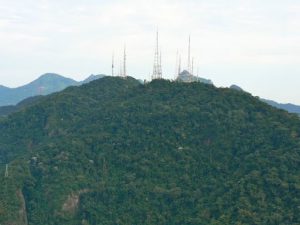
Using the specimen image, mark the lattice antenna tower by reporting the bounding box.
[187,35,191,73]
[112,53,115,77]
[119,58,122,77]
[123,45,127,77]
[174,50,179,80]
[38,86,45,95]
[178,54,182,78]
[159,49,162,78]
[152,31,162,80]
[192,57,194,75]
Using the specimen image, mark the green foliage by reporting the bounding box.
[0,95,44,117]
[0,76,299,224]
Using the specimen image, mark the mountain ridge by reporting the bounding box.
[2,73,299,116]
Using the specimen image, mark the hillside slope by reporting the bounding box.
[0,77,299,225]
[0,96,44,117]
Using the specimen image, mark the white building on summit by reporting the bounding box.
[176,70,213,84]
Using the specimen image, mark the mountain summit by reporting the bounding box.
[0,77,299,224]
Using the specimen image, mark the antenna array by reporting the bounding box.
[109,31,199,82]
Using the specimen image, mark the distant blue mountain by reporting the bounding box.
[0,73,77,106]
[230,85,300,115]
[260,99,300,115]
[0,73,106,106]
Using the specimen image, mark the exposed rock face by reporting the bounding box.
[62,193,80,214]
[17,190,28,225]
[3,190,29,225]
[62,190,89,215]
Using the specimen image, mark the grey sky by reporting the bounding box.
[0,0,299,103]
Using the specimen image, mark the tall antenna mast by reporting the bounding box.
[152,30,162,80]
[38,86,44,95]
[119,58,122,77]
[175,50,178,80]
[192,57,194,75]
[123,45,127,77]
[159,49,162,78]
[187,35,191,73]
[112,53,114,77]
[178,54,181,78]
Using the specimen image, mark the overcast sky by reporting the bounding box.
[0,0,300,103]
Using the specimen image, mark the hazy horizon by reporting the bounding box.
[0,0,299,104]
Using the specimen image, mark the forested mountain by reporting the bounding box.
[0,73,105,107]
[0,96,44,117]
[0,77,299,225]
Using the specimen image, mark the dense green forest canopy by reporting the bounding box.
[0,77,299,225]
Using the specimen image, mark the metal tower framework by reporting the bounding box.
[152,31,162,80]
[112,53,115,77]
[175,50,179,80]
[178,54,181,78]
[191,57,194,75]
[123,45,127,77]
[119,58,122,77]
[187,35,191,74]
